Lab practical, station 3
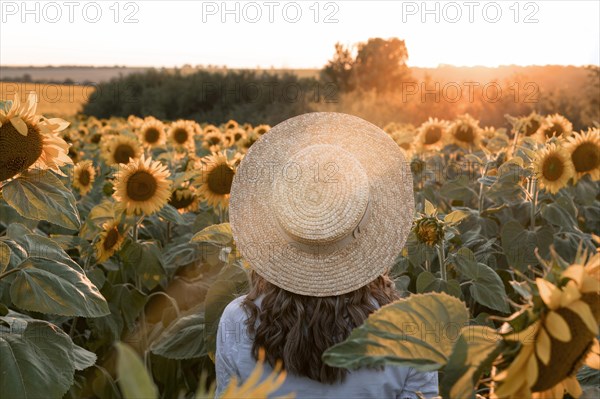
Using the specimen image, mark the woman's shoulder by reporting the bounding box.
[221,294,249,323]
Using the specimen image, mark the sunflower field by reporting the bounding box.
[0,92,599,399]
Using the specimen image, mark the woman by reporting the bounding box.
[215,113,438,398]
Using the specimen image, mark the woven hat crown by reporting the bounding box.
[272,144,370,249]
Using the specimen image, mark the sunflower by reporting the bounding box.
[168,184,200,214]
[532,143,575,194]
[230,127,247,144]
[253,124,271,136]
[127,115,144,130]
[494,252,600,398]
[203,131,224,152]
[520,112,544,137]
[168,120,195,150]
[203,124,220,135]
[101,135,142,166]
[113,155,172,215]
[448,114,482,149]
[0,93,72,181]
[415,118,448,152]
[224,119,238,131]
[563,128,600,182]
[239,131,259,154]
[95,220,126,263]
[138,117,166,148]
[537,114,573,142]
[195,152,238,210]
[72,160,96,195]
[413,216,444,246]
[389,129,415,156]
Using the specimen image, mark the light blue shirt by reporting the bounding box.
[215,295,439,399]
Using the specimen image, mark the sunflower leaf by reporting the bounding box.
[115,342,158,399]
[323,292,469,371]
[3,169,81,230]
[10,256,110,317]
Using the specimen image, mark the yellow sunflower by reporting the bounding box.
[494,252,600,399]
[449,114,482,149]
[563,128,600,182]
[203,124,220,135]
[415,118,448,152]
[390,129,415,157]
[203,131,224,152]
[0,92,72,181]
[195,152,239,210]
[253,124,271,136]
[101,135,142,166]
[168,184,200,214]
[537,114,573,142]
[127,115,144,130]
[138,117,166,148]
[519,112,544,138]
[238,131,260,154]
[230,127,247,144]
[532,143,575,194]
[72,160,96,195]
[224,119,239,131]
[168,120,195,150]
[95,220,127,263]
[113,155,172,215]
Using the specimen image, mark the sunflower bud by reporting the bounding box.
[414,216,444,247]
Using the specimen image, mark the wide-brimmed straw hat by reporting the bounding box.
[229,112,414,297]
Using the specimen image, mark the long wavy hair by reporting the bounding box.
[241,270,400,384]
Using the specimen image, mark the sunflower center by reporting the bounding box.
[545,123,564,139]
[207,164,235,195]
[571,142,599,173]
[91,133,102,144]
[542,155,565,181]
[525,119,541,136]
[103,227,120,250]
[144,128,160,144]
[78,169,91,186]
[532,293,599,391]
[234,132,243,141]
[114,144,136,164]
[257,128,267,134]
[0,121,44,181]
[173,128,188,144]
[455,125,474,143]
[425,126,442,144]
[209,136,221,145]
[126,171,158,201]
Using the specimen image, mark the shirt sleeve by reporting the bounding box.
[213,300,242,399]
[398,368,439,399]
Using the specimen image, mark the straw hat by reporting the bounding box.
[229,112,414,297]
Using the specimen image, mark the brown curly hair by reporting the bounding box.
[241,270,400,384]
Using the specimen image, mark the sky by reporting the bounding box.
[0,0,599,68]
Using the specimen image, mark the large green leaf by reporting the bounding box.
[10,257,110,317]
[442,325,503,399]
[115,342,158,399]
[453,249,510,313]
[540,196,578,231]
[22,234,84,272]
[0,241,10,274]
[0,318,76,399]
[72,343,98,371]
[416,271,462,298]
[323,293,469,371]
[3,169,80,230]
[204,264,248,359]
[191,223,233,246]
[501,220,553,271]
[150,312,207,359]
[120,240,166,291]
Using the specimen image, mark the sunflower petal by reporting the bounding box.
[526,354,538,388]
[545,311,572,342]
[10,117,28,136]
[563,376,583,398]
[560,281,581,307]
[536,328,552,365]
[567,300,599,335]
[562,265,586,286]
[536,279,561,310]
[584,348,600,370]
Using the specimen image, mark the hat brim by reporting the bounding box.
[229,112,414,297]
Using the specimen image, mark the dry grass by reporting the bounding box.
[0,82,92,117]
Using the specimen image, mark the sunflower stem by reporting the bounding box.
[510,128,521,158]
[438,239,446,281]
[529,177,538,231]
[478,163,489,213]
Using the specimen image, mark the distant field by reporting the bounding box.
[0,82,92,116]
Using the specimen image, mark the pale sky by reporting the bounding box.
[0,0,598,68]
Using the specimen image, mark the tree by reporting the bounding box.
[352,38,411,93]
[321,42,355,92]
